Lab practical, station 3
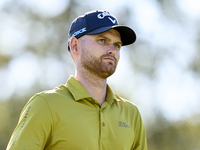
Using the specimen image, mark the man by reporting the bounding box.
[7,10,148,150]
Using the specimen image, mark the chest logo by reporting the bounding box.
[118,121,130,128]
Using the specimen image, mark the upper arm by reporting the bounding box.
[131,108,148,150]
[7,95,53,150]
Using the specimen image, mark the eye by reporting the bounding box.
[98,39,106,43]
[114,43,121,50]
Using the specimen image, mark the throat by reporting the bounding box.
[75,72,107,105]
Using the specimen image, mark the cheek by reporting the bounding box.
[116,51,120,61]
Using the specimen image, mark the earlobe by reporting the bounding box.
[70,37,79,55]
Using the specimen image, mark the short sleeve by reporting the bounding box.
[131,109,148,150]
[6,95,53,150]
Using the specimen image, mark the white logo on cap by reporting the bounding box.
[97,12,117,24]
[68,27,86,42]
[108,17,116,24]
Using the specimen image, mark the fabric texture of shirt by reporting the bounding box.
[7,76,148,150]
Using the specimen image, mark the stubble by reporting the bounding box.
[80,48,118,79]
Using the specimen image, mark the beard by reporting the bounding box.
[80,48,118,79]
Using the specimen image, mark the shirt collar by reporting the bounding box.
[66,76,92,101]
[66,76,118,104]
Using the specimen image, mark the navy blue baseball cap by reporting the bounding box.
[68,10,136,51]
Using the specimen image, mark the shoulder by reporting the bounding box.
[23,85,72,111]
[33,84,72,102]
[114,94,140,113]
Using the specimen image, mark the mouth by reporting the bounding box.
[103,57,115,62]
[102,55,116,63]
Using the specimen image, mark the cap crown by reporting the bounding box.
[68,10,119,42]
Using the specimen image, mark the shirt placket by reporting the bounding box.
[99,102,109,149]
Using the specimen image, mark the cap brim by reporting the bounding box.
[113,26,136,46]
[86,25,136,46]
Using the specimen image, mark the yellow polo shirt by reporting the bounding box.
[7,76,147,150]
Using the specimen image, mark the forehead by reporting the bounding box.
[82,29,121,42]
[99,29,121,39]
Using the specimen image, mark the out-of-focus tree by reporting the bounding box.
[1,0,200,149]
[127,0,190,78]
[147,113,200,150]
[122,0,200,149]
[189,26,200,75]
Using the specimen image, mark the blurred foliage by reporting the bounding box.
[156,0,184,23]
[0,0,200,149]
[0,54,11,67]
[0,99,27,148]
[189,26,200,76]
[147,113,200,150]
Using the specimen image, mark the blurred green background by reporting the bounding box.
[1,0,200,149]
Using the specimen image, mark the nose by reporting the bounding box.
[107,44,116,56]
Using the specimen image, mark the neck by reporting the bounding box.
[75,70,107,105]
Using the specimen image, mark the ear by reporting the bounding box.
[69,37,79,56]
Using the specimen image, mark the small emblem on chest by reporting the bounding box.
[118,121,130,128]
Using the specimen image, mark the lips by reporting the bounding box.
[101,54,117,64]
[102,56,117,63]
[103,57,115,61]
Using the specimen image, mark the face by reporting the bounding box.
[78,29,122,79]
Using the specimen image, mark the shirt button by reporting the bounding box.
[102,122,105,127]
